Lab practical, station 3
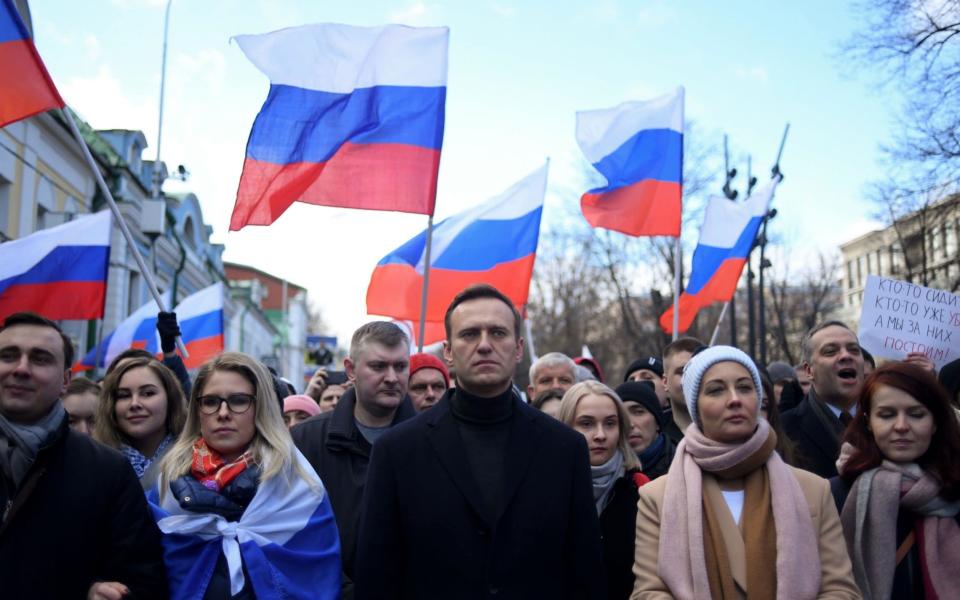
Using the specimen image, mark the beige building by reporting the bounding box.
[839,194,960,324]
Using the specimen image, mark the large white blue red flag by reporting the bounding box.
[149,449,341,600]
[0,0,65,127]
[229,23,449,230]
[576,88,683,237]
[75,282,225,371]
[0,210,110,322]
[367,163,548,330]
[660,176,780,334]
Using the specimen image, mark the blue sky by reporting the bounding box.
[29,0,894,340]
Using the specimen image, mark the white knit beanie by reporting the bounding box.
[682,345,763,428]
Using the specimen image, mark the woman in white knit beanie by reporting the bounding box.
[630,345,859,599]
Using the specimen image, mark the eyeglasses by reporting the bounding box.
[197,393,255,415]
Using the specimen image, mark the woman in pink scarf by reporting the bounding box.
[631,345,860,599]
[833,362,960,600]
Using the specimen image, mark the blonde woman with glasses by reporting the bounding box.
[150,352,341,599]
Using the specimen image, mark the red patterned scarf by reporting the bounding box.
[191,438,253,492]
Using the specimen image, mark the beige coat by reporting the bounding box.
[630,466,861,599]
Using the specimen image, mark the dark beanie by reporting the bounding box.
[623,356,664,381]
[940,358,960,400]
[615,381,664,430]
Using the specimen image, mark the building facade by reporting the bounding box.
[839,194,960,324]
[224,263,309,389]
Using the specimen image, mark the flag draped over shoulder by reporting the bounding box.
[0,0,65,127]
[149,449,341,600]
[229,23,449,230]
[0,211,110,321]
[367,163,548,324]
[75,282,225,371]
[660,176,780,334]
[576,88,683,237]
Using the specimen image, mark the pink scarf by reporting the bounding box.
[840,461,960,600]
[658,420,821,599]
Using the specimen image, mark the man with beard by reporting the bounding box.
[291,321,415,600]
[355,285,605,599]
[781,321,865,478]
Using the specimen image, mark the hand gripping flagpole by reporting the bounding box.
[416,215,435,352]
[62,108,189,358]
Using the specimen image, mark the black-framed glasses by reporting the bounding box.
[197,394,255,415]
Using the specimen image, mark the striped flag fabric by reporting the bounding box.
[149,449,341,599]
[0,0,65,127]
[576,88,683,237]
[75,282,225,371]
[0,210,111,322]
[659,176,780,334]
[229,23,448,230]
[367,163,548,324]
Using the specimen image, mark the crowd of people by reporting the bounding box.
[1,282,958,599]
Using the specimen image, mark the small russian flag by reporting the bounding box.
[0,0,65,127]
[0,211,111,322]
[660,176,780,334]
[576,88,684,237]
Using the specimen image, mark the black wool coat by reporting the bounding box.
[781,392,844,479]
[600,472,642,600]
[290,387,416,599]
[0,420,168,598]
[354,391,607,600]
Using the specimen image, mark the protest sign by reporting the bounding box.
[858,274,960,370]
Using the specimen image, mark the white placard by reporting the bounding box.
[858,275,960,370]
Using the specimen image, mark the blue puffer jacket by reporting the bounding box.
[170,468,260,599]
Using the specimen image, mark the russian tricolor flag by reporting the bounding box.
[229,23,448,231]
[659,176,780,334]
[367,164,548,327]
[75,282,225,371]
[0,210,111,322]
[576,88,683,237]
[0,0,65,127]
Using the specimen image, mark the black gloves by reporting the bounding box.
[157,311,181,354]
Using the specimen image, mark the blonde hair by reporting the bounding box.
[94,357,186,450]
[557,380,641,471]
[158,352,314,497]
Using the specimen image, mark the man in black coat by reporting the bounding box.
[781,320,865,478]
[355,284,606,600]
[291,321,416,600]
[0,313,167,598]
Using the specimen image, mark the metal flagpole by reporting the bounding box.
[672,237,680,341]
[523,318,538,362]
[61,108,188,357]
[153,0,172,198]
[416,215,435,352]
[672,89,685,342]
[710,302,729,346]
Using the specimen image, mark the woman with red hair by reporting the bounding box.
[833,361,960,599]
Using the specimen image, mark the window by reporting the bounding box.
[847,261,855,288]
[127,271,142,314]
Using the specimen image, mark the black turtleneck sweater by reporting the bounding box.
[450,386,514,520]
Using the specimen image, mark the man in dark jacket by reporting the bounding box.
[616,380,676,480]
[291,321,415,599]
[0,312,167,598]
[781,320,865,478]
[355,284,606,600]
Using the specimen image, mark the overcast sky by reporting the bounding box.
[31,0,894,343]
